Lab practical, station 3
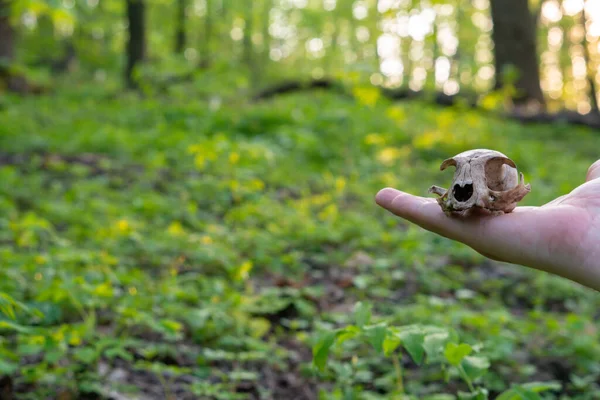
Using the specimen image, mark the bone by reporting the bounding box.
[428,149,530,215]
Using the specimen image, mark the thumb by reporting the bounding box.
[375,187,464,240]
[374,188,533,265]
[586,160,600,182]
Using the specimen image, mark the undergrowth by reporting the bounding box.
[0,81,599,399]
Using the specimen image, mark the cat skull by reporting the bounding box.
[428,149,531,215]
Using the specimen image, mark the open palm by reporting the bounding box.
[376,160,600,291]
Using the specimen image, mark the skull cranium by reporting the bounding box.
[428,149,531,215]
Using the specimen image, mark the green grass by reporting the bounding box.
[0,82,599,399]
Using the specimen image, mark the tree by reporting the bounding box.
[125,0,146,88]
[261,0,271,64]
[0,0,15,84]
[489,0,545,107]
[0,0,30,92]
[242,1,253,68]
[199,0,211,68]
[175,0,186,53]
[580,8,599,114]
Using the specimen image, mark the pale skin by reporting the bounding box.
[375,160,600,292]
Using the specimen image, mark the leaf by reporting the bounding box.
[74,347,98,364]
[382,334,401,357]
[457,388,488,400]
[398,330,425,365]
[363,324,388,354]
[160,319,183,334]
[0,320,30,333]
[353,302,372,328]
[496,385,548,400]
[312,330,339,371]
[353,87,380,107]
[461,356,490,381]
[105,347,134,362]
[495,389,520,400]
[0,359,18,375]
[444,343,472,366]
[230,370,259,381]
[233,260,253,281]
[336,326,360,345]
[44,349,64,364]
[521,381,562,393]
[248,317,271,338]
[423,331,451,363]
[0,305,15,320]
[510,387,541,400]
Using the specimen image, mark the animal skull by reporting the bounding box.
[428,149,531,215]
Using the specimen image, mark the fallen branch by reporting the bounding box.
[251,79,344,101]
[253,79,600,131]
[380,87,479,108]
[0,66,47,95]
[508,109,600,129]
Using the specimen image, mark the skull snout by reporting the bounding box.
[452,183,474,202]
[431,149,530,215]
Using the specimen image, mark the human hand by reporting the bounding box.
[375,160,600,291]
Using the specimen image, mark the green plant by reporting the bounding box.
[313,302,562,399]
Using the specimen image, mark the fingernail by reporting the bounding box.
[375,188,400,208]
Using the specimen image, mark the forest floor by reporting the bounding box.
[1,81,600,399]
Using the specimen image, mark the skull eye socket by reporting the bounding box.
[453,184,474,202]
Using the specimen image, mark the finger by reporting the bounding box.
[375,188,541,265]
[586,159,600,182]
[375,188,476,243]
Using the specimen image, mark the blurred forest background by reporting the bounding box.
[2,0,600,399]
[2,0,600,116]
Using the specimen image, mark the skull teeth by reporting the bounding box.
[429,149,531,215]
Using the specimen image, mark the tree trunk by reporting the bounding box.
[489,0,545,106]
[199,0,211,68]
[327,10,339,75]
[242,1,253,67]
[558,17,571,103]
[175,0,186,53]
[0,0,13,62]
[581,9,599,114]
[125,0,146,88]
[0,0,27,92]
[429,15,438,90]
[261,0,271,63]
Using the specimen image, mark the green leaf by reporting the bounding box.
[511,387,541,400]
[423,331,451,363]
[495,388,519,400]
[444,343,472,366]
[44,349,64,364]
[0,359,18,375]
[353,302,372,328]
[0,320,30,333]
[457,388,488,400]
[363,324,388,354]
[160,319,183,334]
[382,334,401,357]
[521,381,561,393]
[398,330,425,365]
[336,325,360,345]
[74,347,98,364]
[230,370,259,381]
[497,386,546,400]
[105,347,134,362]
[312,330,339,371]
[461,356,490,381]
